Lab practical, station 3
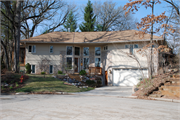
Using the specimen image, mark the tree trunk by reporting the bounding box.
[1,40,9,69]
[149,0,154,79]
[14,0,21,73]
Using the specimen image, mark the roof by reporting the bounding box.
[20,30,163,44]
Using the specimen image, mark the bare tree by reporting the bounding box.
[38,57,50,78]
[93,1,136,31]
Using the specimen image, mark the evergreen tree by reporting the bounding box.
[79,0,96,32]
[63,11,77,32]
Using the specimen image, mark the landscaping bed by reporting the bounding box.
[133,69,180,100]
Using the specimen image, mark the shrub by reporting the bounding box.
[58,70,63,74]
[85,80,97,87]
[79,70,86,75]
[41,72,46,75]
[25,63,31,74]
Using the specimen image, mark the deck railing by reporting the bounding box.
[89,67,102,76]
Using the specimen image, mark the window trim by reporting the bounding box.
[125,44,139,55]
[31,65,35,74]
[28,45,36,53]
[83,58,89,70]
[50,46,53,53]
[49,65,53,74]
[66,57,73,70]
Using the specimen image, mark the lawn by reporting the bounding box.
[15,75,94,93]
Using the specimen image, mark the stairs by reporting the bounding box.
[149,74,180,99]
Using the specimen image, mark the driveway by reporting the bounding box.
[72,86,133,97]
[0,95,179,120]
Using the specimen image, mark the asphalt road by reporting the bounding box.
[0,94,179,120]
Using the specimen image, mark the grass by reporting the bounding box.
[15,75,94,93]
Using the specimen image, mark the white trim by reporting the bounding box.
[21,38,163,44]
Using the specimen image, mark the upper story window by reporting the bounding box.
[95,47,101,56]
[28,45,36,53]
[75,47,80,56]
[50,46,53,53]
[83,47,89,56]
[104,46,108,51]
[134,44,138,48]
[125,44,139,55]
[67,46,72,55]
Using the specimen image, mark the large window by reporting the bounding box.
[83,58,89,69]
[95,47,101,56]
[31,65,35,73]
[95,47,101,67]
[95,58,101,67]
[75,47,80,56]
[49,65,53,74]
[67,46,72,55]
[29,45,36,53]
[50,46,53,53]
[130,44,133,54]
[66,57,72,69]
[83,47,89,56]
[125,44,138,55]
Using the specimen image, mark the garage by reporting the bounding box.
[113,68,148,86]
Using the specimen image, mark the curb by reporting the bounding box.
[127,96,180,103]
[15,92,29,95]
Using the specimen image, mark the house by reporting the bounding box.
[20,30,163,86]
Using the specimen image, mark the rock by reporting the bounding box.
[134,88,139,92]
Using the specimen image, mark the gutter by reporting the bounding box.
[20,38,163,44]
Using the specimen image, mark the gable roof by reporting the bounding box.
[20,30,163,44]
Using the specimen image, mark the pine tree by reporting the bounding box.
[79,0,96,32]
[63,11,77,32]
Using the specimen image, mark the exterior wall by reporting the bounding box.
[105,42,159,85]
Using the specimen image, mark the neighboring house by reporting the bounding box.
[20,30,163,86]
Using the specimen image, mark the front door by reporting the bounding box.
[74,58,79,72]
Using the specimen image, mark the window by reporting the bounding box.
[134,44,138,48]
[83,58,89,69]
[95,47,101,56]
[83,47,89,56]
[125,45,129,49]
[49,65,53,74]
[130,44,133,54]
[67,46,72,55]
[28,45,36,53]
[31,65,35,73]
[104,46,108,51]
[66,57,72,69]
[95,58,101,67]
[50,46,53,53]
[75,47,80,56]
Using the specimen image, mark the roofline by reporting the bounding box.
[21,38,163,44]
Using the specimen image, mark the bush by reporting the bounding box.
[41,72,46,75]
[58,70,63,74]
[79,70,86,75]
[85,80,97,87]
[25,63,31,74]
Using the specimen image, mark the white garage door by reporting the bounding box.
[113,68,148,86]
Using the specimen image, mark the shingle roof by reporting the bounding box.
[20,30,163,43]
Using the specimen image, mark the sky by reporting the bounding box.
[32,0,174,37]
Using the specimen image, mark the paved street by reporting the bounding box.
[72,86,133,97]
[0,94,179,120]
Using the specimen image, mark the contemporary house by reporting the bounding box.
[20,30,163,86]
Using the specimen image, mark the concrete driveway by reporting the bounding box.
[72,86,133,97]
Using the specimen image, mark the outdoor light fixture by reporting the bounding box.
[109,70,112,74]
